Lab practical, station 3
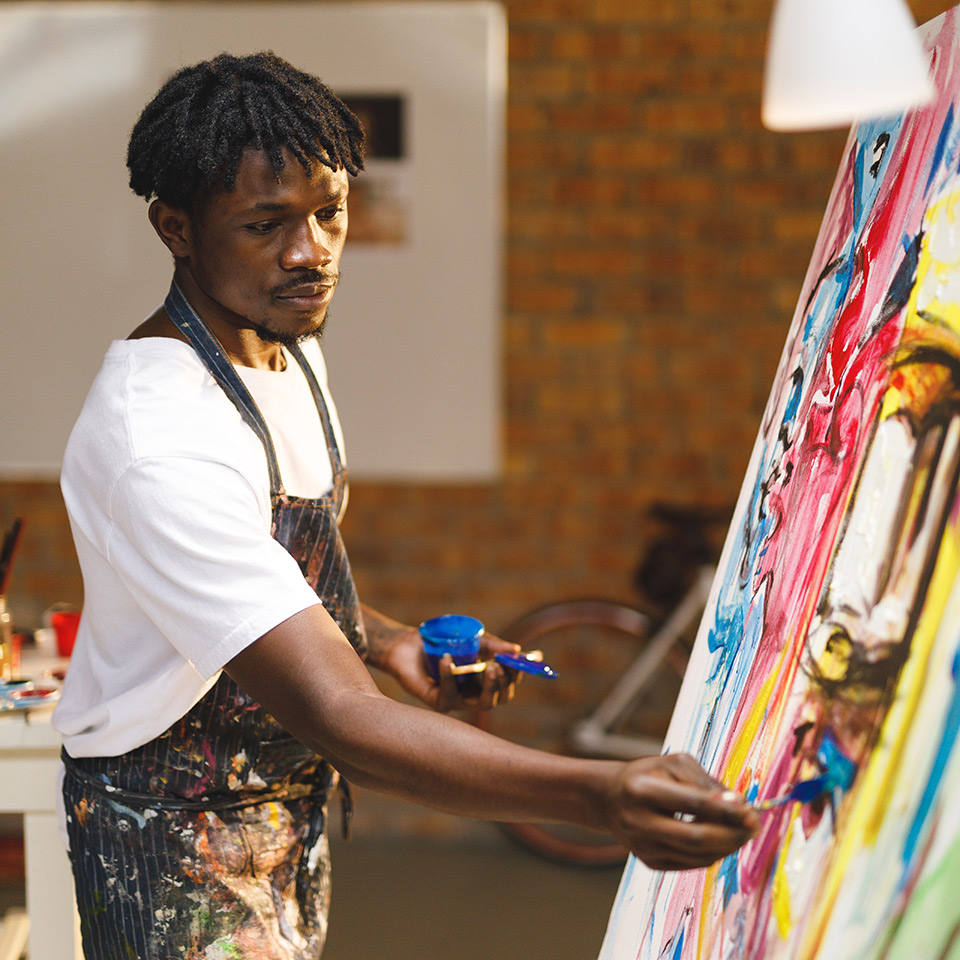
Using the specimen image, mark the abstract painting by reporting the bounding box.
[601,7,960,959]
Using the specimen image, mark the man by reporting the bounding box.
[53,52,757,959]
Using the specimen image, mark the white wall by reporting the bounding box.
[0,1,505,479]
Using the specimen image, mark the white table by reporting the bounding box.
[0,654,82,960]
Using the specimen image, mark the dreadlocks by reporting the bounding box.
[127,51,365,214]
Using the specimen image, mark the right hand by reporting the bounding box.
[604,753,759,871]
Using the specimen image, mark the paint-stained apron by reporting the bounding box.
[61,281,367,960]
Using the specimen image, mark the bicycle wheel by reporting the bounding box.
[476,599,687,867]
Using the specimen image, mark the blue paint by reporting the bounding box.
[815,732,858,791]
[717,850,740,908]
[789,732,857,803]
[756,732,857,810]
[419,615,483,681]
[707,603,742,655]
[901,644,960,867]
[926,103,956,194]
[670,925,686,960]
[493,652,558,678]
[105,798,156,830]
[783,368,804,423]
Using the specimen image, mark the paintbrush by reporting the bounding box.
[0,517,24,597]
[752,732,858,812]
[752,777,830,811]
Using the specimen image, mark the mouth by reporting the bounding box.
[274,281,337,309]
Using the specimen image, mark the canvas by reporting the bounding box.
[600,7,960,960]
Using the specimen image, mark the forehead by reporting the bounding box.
[214,147,349,214]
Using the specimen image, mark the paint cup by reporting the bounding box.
[419,615,484,684]
[50,609,81,658]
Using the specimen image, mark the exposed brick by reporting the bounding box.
[3,0,877,845]
[588,138,682,170]
[548,102,641,133]
[643,100,731,134]
[587,61,675,96]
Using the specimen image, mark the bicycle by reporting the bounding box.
[474,503,730,866]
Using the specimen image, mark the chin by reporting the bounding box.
[254,314,327,348]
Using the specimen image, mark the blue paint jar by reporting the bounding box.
[419,615,484,682]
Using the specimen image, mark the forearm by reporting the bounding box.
[225,603,758,869]
[309,681,619,828]
[228,605,617,827]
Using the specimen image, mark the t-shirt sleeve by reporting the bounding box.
[107,455,322,678]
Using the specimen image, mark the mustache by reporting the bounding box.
[272,271,340,295]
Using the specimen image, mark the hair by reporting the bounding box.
[127,51,365,214]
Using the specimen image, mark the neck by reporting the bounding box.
[172,263,286,371]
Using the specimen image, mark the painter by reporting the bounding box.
[50,52,757,959]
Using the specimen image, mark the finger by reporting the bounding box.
[659,753,729,793]
[478,634,521,657]
[488,660,518,704]
[642,818,756,864]
[476,662,503,711]
[435,655,461,712]
[622,758,746,811]
[622,776,756,829]
[626,818,754,870]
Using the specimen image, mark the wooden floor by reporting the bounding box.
[324,833,624,960]
[0,829,625,959]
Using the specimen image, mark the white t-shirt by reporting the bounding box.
[53,336,345,758]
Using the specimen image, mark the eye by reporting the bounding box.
[243,221,279,235]
[315,205,344,223]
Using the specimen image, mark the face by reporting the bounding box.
[173,147,349,348]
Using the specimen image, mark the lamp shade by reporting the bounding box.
[762,0,934,131]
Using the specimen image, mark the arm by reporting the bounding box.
[225,603,758,871]
[360,603,521,712]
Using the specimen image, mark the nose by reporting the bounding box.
[280,218,333,270]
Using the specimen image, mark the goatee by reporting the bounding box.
[253,313,328,348]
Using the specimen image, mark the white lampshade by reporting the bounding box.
[762,0,935,131]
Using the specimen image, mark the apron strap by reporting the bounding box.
[287,343,346,479]
[164,280,285,496]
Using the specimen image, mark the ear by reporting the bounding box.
[148,200,194,259]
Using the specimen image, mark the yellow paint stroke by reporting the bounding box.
[268,801,281,831]
[725,636,801,788]
[772,807,800,939]
[796,187,960,960]
[696,860,720,960]
[698,637,806,960]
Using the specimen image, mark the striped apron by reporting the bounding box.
[62,281,367,959]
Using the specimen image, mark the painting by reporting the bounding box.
[600,7,960,960]
[339,94,411,246]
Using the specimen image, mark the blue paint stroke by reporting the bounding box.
[717,850,740,908]
[925,103,957,195]
[104,798,156,830]
[901,643,960,867]
[786,733,857,803]
[670,925,685,960]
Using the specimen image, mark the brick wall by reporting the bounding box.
[0,0,949,720]
[342,0,953,635]
[1,0,950,629]
[0,0,951,834]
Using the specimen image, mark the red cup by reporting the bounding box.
[50,610,81,658]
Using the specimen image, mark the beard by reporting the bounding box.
[252,311,328,348]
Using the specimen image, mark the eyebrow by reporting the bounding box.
[242,184,349,214]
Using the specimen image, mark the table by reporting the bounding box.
[0,653,82,960]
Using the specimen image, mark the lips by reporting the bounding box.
[276,282,335,299]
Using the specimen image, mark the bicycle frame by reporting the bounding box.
[568,565,716,760]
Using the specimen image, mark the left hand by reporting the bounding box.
[379,625,522,713]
